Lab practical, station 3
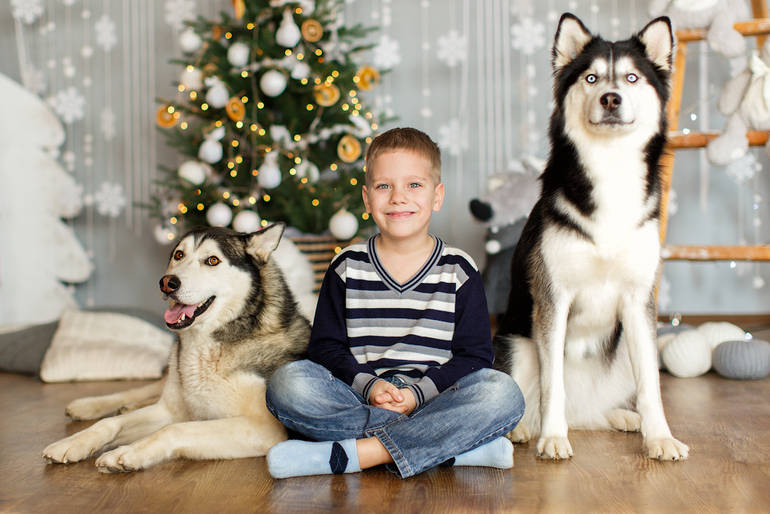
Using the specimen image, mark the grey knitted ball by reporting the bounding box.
[713,339,770,380]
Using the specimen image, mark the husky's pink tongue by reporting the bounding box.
[164,302,197,324]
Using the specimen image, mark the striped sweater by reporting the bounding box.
[307,235,494,407]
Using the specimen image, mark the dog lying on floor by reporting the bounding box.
[493,14,689,461]
[43,223,310,472]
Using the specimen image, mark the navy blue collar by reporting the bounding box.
[368,234,444,294]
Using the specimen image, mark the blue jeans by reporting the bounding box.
[265,360,525,478]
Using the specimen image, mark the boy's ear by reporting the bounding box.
[433,183,444,212]
[362,185,371,213]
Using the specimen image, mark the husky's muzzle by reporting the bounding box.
[159,274,215,330]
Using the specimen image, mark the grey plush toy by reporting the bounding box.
[707,39,770,166]
[648,0,751,59]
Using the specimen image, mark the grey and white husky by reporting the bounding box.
[43,223,310,472]
[493,14,688,461]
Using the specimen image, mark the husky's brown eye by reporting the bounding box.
[174,250,184,260]
[627,73,638,83]
[206,256,220,266]
[586,74,597,83]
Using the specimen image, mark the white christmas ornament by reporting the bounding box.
[260,69,287,97]
[198,139,223,164]
[227,42,251,67]
[206,202,233,227]
[233,210,262,233]
[178,160,207,185]
[179,28,203,53]
[294,159,320,182]
[291,61,311,80]
[153,224,179,245]
[180,67,204,91]
[697,321,747,349]
[276,9,301,47]
[662,330,712,378]
[329,209,359,240]
[205,77,229,108]
[258,152,282,189]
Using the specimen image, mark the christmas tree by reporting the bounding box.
[152,0,384,242]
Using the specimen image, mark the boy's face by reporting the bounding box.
[362,150,444,243]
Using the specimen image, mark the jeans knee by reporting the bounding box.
[266,360,316,416]
[474,368,526,419]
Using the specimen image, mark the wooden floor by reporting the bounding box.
[1,370,769,514]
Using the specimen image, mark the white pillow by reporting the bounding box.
[40,310,174,382]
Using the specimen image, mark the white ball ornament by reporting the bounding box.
[276,8,301,48]
[661,330,712,378]
[696,321,746,350]
[206,202,233,227]
[227,42,251,67]
[180,67,204,91]
[258,153,282,189]
[291,61,311,80]
[179,28,203,53]
[178,160,207,185]
[233,210,262,233]
[329,209,359,240]
[485,239,502,255]
[198,139,223,164]
[260,69,287,97]
[153,224,178,245]
[206,83,229,109]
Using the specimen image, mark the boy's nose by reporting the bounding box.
[389,189,407,203]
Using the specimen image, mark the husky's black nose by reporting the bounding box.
[600,92,622,112]
[160,275,181,294]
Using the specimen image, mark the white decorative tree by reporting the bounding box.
[0,73,92,325]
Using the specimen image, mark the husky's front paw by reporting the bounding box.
[506,424,531,443]
[645,437,689,461]
[96,446,147,473]
[606,409,641,432]
[66,397,115,421]
[537,435,573,459]
[43,435,99,464]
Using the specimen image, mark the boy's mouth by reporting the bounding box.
[386,211,415,219]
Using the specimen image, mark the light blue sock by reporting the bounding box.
[452,437,514,469]
[267,439,361,479]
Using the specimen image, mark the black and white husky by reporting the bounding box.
[43,223,310,472]
[493,14,689,461]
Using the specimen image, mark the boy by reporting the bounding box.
[265,127,524,478]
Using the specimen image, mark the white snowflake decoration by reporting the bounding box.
[437,119,468,157]
[436,30,468,68]
[100,106,116,141]
[657,273,672,311]
[94,182,127,217]
[58,180,84,219]
[511,18,546,56]
[667,188,678,217]
[726,153,762,183]
[22,65,47,95]
[11,0,45,24]
[95,15,117,52]
[372,35,401,70]
[164,0,196,31]
[48,86,86,124]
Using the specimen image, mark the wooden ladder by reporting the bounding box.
[659,0,770,261]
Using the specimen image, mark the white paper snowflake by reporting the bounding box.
[436,30,468,68]
[95,15,117,51]
[726,153,762,183]
[372,35,401,70]
[437,119,468,157]
[94,182,127,217]
[100,106,116,141]
[511,18,546,56]
[165,0,196,31]
[22,65,47,95]
[11,0,45,24]
[657,273,672,311]
[48,87,86,124]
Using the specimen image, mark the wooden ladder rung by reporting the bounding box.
[675,19,770,42]
[662,245,770,260]
[668,130,770,149]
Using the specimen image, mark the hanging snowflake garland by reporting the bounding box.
[48,86,86,124]
[436,30,468,68]
[437,119,468,157]
[11,0,45,24]
[657,274,672,311]
[726,153,762,184]
[372,35,401,70]
[93,182,127,217]
[511,18,546,56]
[164,0,196,31]
[95,15,117,52]
[22,65,47,95]
[100,106,116,141]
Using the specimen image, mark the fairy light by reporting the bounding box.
[353,76,360,84]
[223,192,230,199]
[312,199,320,206]
[241,71,248,78]
[263,194,271,202]
[190,91,197,100]
[250,124,258,131]
[230,170,237,177]
[257,102,264,109]
[225,32,232,39]
[249,196,256,204]
[178,85,185,92]
[235,156,243,163]
[301,177,308,184]
[293,134,301,141]
[315,49,322,56]
[261,220,268,227]
[228,162,235,169]
[232,199,240,206]
[362,213,369,220]
[314,77,321,84]
[215,120,222,127]
[332,71,339,78]
[330,163,337,171]
[252,169,258,176]
[197,203,204,210]
[242,96,249,103]
[350,178,357,185]
[297,53,304,60]
[290,168,297,175]
[294,157,302,164]
[301,78,308,85]
[170,217,177,224]
[180,122,188,130]
[371,123,378,130]
[306,104,314,111]
[201,103,209,111]
[295,7,302,14]
[258,128,266,136]
[247,23,254,30]
[232,140,239,147]
[342,104,349,111]
[187,65,194,72]
[365,112,373,119]
[365,137,372,144]
[285,49,292,56]
[236,121,243,129]
[173,112,180,119]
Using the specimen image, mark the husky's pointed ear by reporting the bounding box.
[638,16,673,72]
[246,222,285,265]
[553,13,593,71]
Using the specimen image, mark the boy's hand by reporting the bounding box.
[369,381,417,416]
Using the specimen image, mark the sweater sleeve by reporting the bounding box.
[406,269,494,406]
[307,259,383,401]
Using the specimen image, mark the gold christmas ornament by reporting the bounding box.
[230,0,245,20]
[226,97,246,121]
[313,83,340,107]
[156,105,178,129]
[301,19,323,42]
[337,134,362,163]
[356,66,380,91]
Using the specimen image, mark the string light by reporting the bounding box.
[312,199,320,206]
[223,192,230,199]
[330,163,337,170]
[232,199,239,206]
[197,203,204,210]
[230,170,237,177]
[247,23,254,30]
[241,96,249,103]
[201,104,209,111]
[215,120,222,127]
[178,85,185,92]
[236,121,243,128]
[257,102,264,109]
[180,122,188,130]
[190,91,197,100]
[225,32,232,39]
[263,194,271,202]
[249,196,256,204]
[170,217,177,224]
[350,178,357,185]
[362,213,369,220]
[241,71,248,78]
[251,124,258,131]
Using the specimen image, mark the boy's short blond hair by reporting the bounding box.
[364,128,442,188]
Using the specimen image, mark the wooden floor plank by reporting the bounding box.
[1,371,769,513]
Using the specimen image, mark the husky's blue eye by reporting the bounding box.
[627,74,638,83]
[586,74,597,83]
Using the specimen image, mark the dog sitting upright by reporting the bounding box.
[493,14,688,461]
[43,223,310,472]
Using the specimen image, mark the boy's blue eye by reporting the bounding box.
[409,182,421,188]
[375,184,390,190]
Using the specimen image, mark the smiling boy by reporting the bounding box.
[264,127,525,478]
